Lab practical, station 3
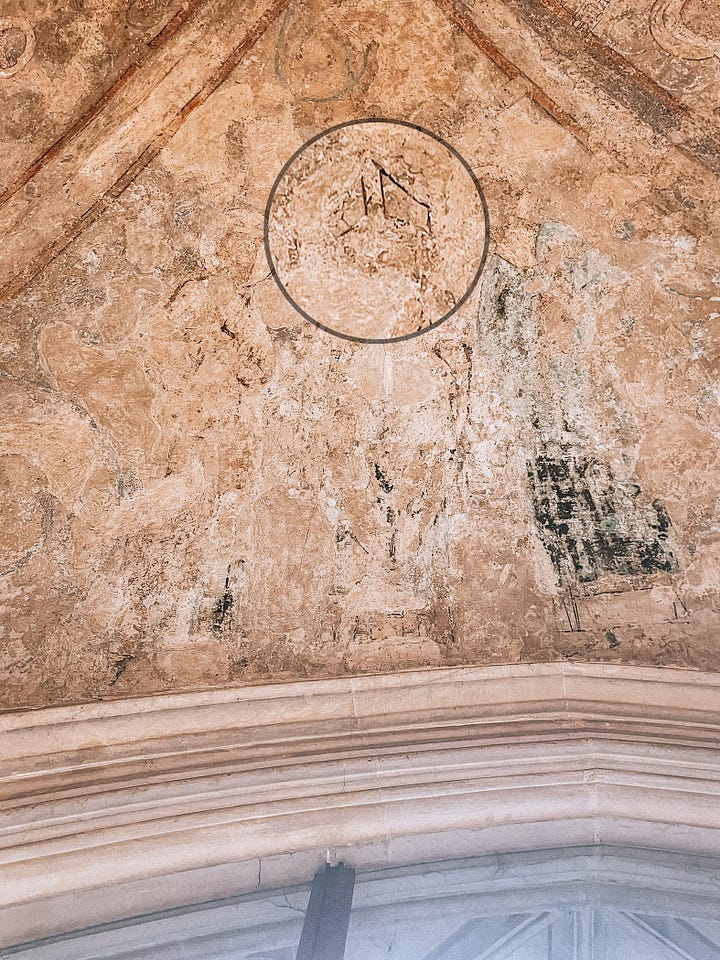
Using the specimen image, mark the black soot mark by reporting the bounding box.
[374,463,394,494]
[527,446,675,584]
[212,572,234,632]
[110,653,135,685]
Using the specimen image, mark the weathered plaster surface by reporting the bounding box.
[266,120,489,341]
[0,0,719,707]
[0,0,186,194]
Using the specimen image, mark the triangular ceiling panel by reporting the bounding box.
[0,0,718,706]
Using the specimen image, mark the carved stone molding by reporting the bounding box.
[1,662,720,946]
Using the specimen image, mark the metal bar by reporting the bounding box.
[478,912,557,960]
[418,912,555,960]
[574,908,595,960]
[295,864,356,960]
[623,914,720,960]
[418,919,524,960]
[616,912,688,960]
[547,912,575,960]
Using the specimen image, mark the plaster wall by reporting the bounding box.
[0,0,719,706]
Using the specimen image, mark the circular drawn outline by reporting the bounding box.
[263,118,491,345]
[0,18,36,80]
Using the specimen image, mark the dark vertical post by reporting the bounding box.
[295,863,356,960]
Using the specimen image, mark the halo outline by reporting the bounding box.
[263,117,491,345]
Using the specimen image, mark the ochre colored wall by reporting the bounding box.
[0,0,719,707]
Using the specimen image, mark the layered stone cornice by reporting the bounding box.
[2,663,720,946]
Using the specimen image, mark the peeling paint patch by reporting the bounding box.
[528,442,676,584]
[477,256,537,369]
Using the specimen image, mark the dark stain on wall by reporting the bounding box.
[212,570,235,632]
[528,443,675,583]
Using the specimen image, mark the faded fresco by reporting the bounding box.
[0,0,719,706]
